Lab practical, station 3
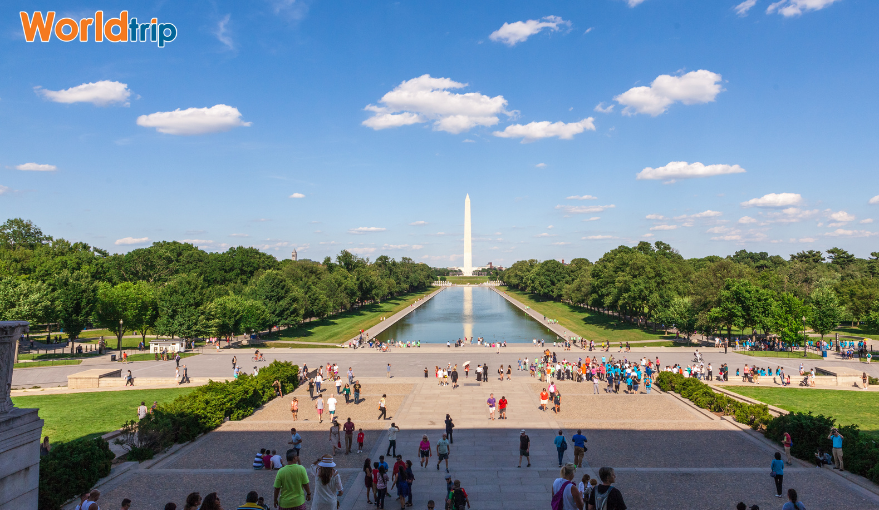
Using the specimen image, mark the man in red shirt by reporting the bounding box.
[393,455,406,478]
[343,417,356,454]
[498,396,508,420]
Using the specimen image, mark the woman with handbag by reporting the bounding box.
[771,451,785,498]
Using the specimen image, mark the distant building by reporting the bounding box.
[292,248,298,261]
[488,262,493,269]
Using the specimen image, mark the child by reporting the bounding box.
[357,428,365,453]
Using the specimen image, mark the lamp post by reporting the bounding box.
[119,318,124,356]
[802,316,807,357]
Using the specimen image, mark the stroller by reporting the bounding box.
[692,352,704,364]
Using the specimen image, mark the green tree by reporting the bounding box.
[659,297,698,340]
[0,218,51,250]
[155,273,208,339]
[525,259,570,299]
[790,250,825,264]
[55,270,98,346]
[772,293,809,349]
[826,247,856,270]
[246,270,304,327]
[808,285,844,341]
[129,282,158,344]
[95,281,157,352]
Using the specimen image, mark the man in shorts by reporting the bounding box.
[436,433,451,473]
[498,396,508,420]
[288,428,302,457]
[486,393,496,420]
[517,430,530,468]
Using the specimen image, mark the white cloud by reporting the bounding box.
[409,221,428,226]
[214,14,233,49]
[181,239,214,245]
[861,219,874,224]
[489,16,571,46]
[583,235,616,240]
[547,225,554,229]
[735,0,758,16]
[645,214,666,220]
[741,193,802,208]
[594,102,614,113]
[641,233,655,238]
[0,185,9,196]
[362,75,510,134]
[349,247,377,255]
[650,224,678,231]
[319,241,338,245]
[799,237,816,243]
[115,237,150,245]
[289,193,305,198]
[15,163,56,172]
[556,204,615,214]
[637,161,745,181]
[738,216,758,224]
[707,226,731,234]
[348,227,386,234]
[582,217,600,222]
[552,241,571,246]
[676,210,723,220]
[711,235,742,241]
[824,229,877,238]
[627,0,648,6]
[567,195,597,200]
[535,233,556,238]
[462,139,475,143]
[828,210,855,223]
[37,80,131,106]
[137,104,251,135]
[229,233,250,238]
[614,70,724,116]
[536,163,547,168]
[869,195,879,205]
[767,0,841,17]
[764,207,818,223]
[383,244,420,250]
[493,118,595,143]
[584,27,594,34]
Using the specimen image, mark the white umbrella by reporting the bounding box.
[463,361,471,367]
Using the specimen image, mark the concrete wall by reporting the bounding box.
[0,408,43,510]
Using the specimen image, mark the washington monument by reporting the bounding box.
[463,194,473,276]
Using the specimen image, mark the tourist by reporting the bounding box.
[165,503,176,510]
[343,418,355,454]
[291,398,299,421]
[447,480,469,510]
[375,465,390,509]
[572,430,587,467]
[289,428,303,457]
[445,414,454,443]
[540,388,549,411]
[354,381,362,404]
[451,366,459,389]
[343,384,351,404]
[327,394,337,420]
[270,449,284,469]
[554,430,568,467]
[593,375,600,394]
[782,431,793,465]
[310,455,343,510]
[552,463,585,510]
[329,420,341,454]
[554,390,562,413]
[74,491,90,510]
[80,490,101,510]
[273,450,311,510]
[782,489,805,510]
[236,491,263,509]
[487,393,496,420]
[518,429,531,467]
[138,401,148,420]
[404,460,415,506]
[308,379,315,400]
[392,460,410,510]
[363,459,375,504]
[419,435,432,467]
[201,493,222,510]
[179,364,190,384]
[40,436,51,457]
[771,451,785,498]
[379,394,388,420]
[315,395,325,423]
[815,448,832,468]
[828,428,845,471]
[125,369,134,386]
[498,395,508,419]
[387,363,392,378]
[183,493,202,510]
[387,422,399,456]
[436,433,451,472]
[506,365,512,380]
[587,467,625,510]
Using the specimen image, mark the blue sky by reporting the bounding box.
[2,0,877,266]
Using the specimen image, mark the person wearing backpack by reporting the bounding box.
[553,430,568,467]
[552,463,585,510]
[587,467,626,510]
[447,480,469,510]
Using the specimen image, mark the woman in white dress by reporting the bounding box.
[311,455,343,510]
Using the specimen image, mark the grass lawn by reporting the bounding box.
[737,351,824,360]
[263,342,342,349]
[445,276,490,284]
[264,287,438,344]
[118,352,200,362]
[12,387,196,443]
[833,326,878,336]
[13,359,82,369]
[723,386,879,436]
[18,352,102,361]
[632,341,688,348]
[499,287,674,343]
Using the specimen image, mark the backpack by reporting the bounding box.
[452,488,467,509]
[594,486,614,510]
[551,480,572,510]
[560,438,568,451]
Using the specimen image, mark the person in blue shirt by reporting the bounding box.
[553,430,567,467]
[771,451,785,498]
[645,377,652,394]
[828,428,845,471]
[571,430,588,467]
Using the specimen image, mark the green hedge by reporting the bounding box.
[655,372,879,483]
[654,372,773,428]
[134,360,298,449]
[766,413,879,484]
[39,438,114,510]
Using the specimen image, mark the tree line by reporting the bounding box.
[501,241,879,344]
[0,218,436,351]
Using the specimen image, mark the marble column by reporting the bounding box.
[0,321,43,510]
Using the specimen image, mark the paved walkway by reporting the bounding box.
[75,371,879,510]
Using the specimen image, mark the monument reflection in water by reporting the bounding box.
[374,286,554,344]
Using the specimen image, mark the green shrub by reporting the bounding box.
[654,371,771,428]
[38,438,114,510]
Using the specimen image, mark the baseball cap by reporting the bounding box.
[444,474,451,479]
[520,429,526,433]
